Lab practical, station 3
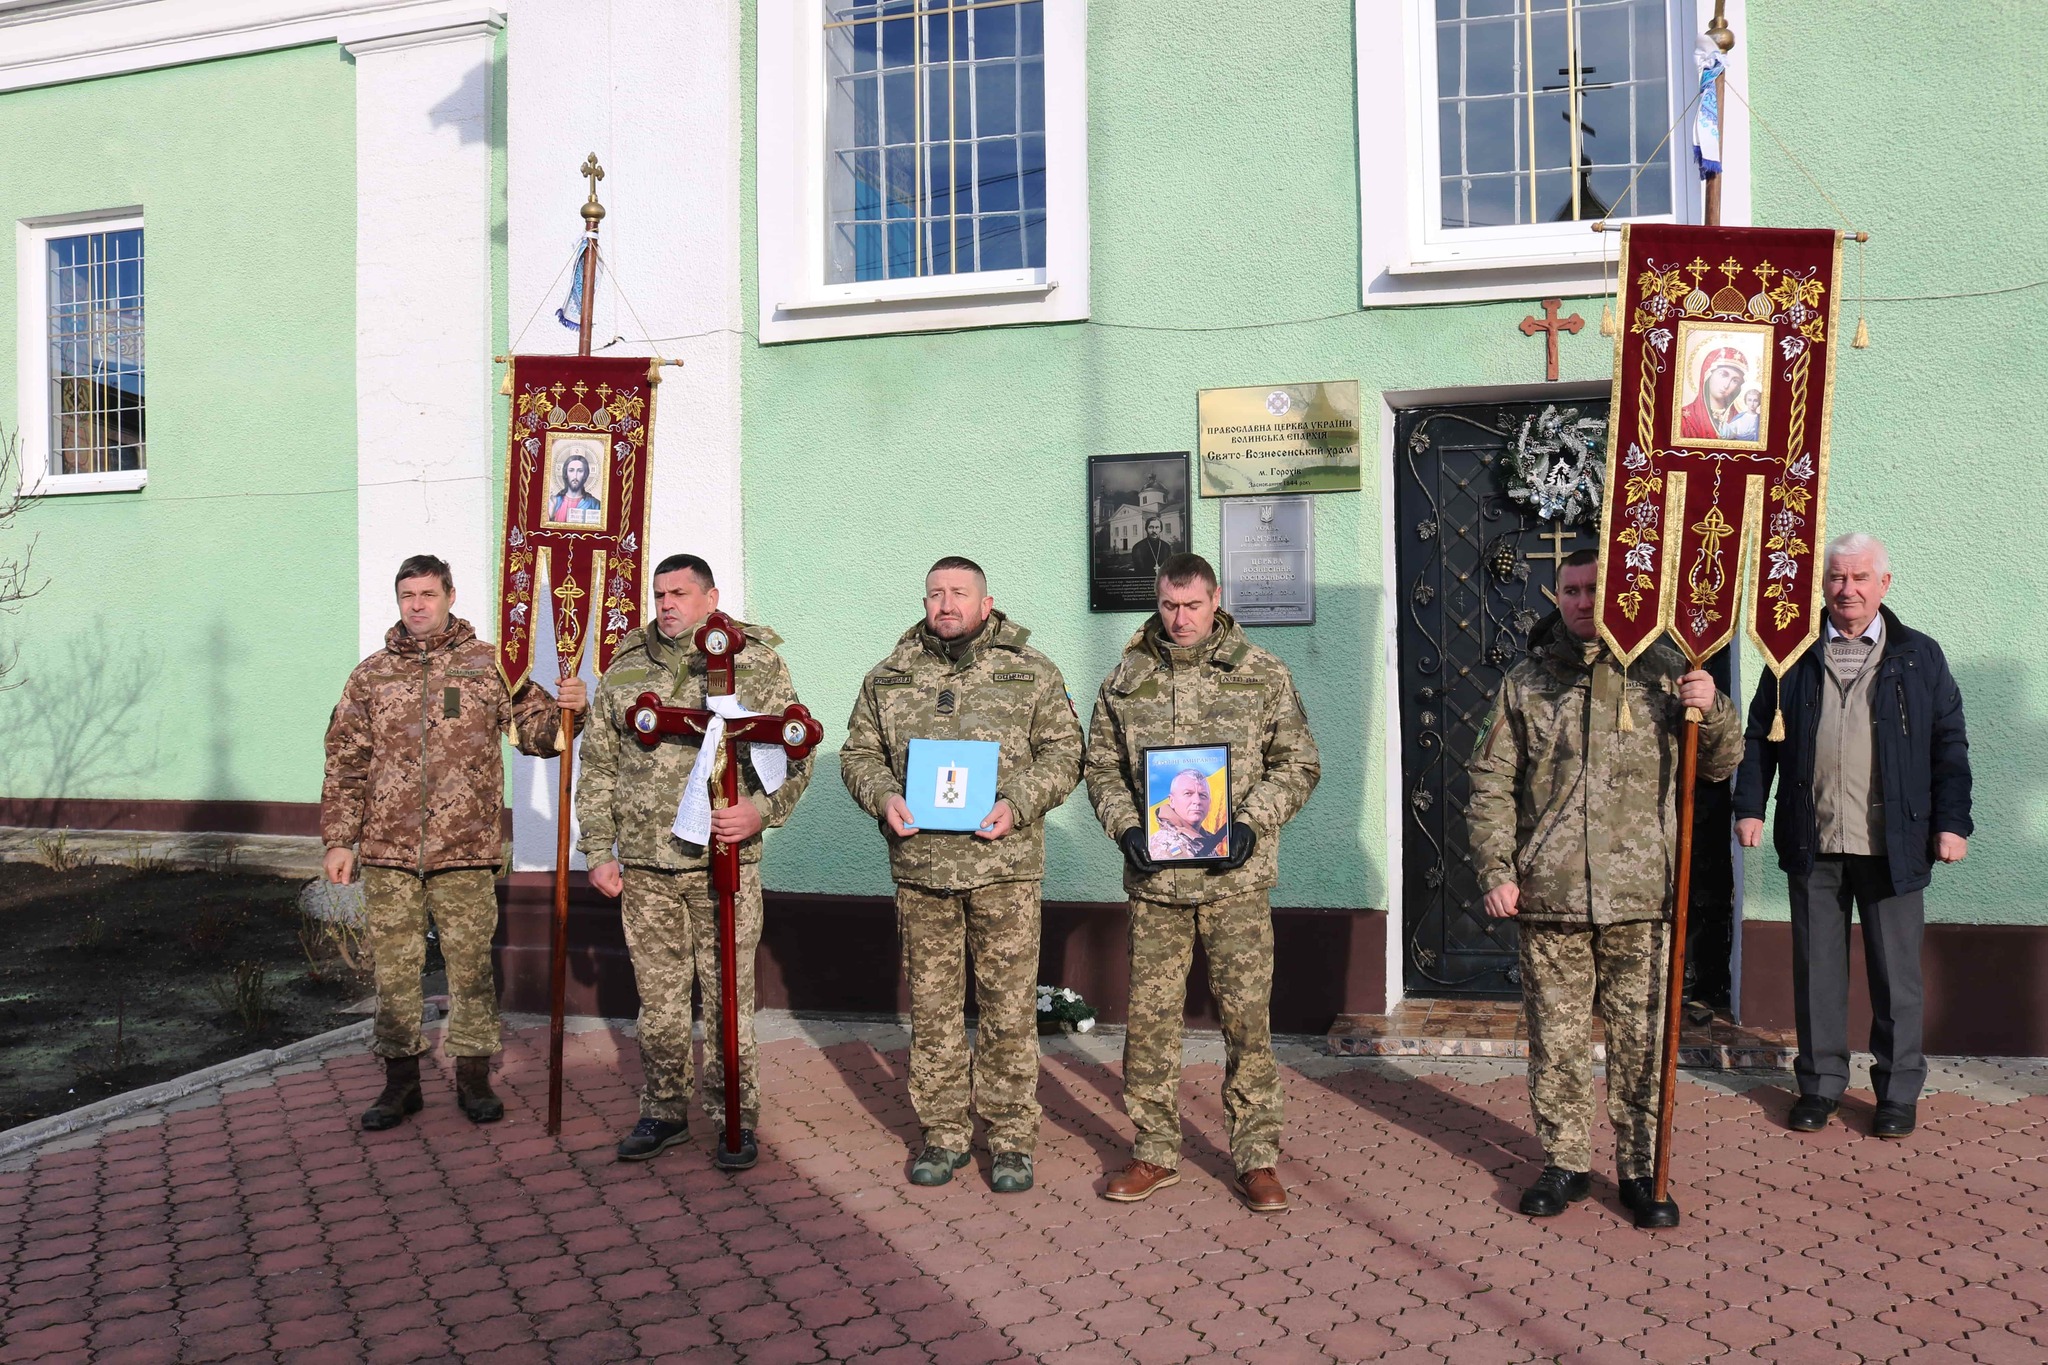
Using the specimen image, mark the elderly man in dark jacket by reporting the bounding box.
[1735,533,1972,1140]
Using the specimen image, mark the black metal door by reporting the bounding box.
[1395,399,1610,997]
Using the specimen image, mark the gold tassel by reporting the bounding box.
[1767,701,1786,742]
[1616,663,1634,732]
[1852,315,1870,349]
[499,369,514,395]
[1600,303,1617,337]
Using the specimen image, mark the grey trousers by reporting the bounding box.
[1790,854,1926,1104]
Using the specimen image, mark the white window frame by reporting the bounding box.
[15,207,149,497]
[755,0,1090,344]
[1357,0,1749,306]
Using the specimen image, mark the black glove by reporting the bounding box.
[1208,822,1257,873]
[1118,827,1160,875]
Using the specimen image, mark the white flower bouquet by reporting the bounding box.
[1036,984,1098,1035]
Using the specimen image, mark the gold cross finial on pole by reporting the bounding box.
[580,154,607,229]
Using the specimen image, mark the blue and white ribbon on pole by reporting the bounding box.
[555,237,598,331]
[1693,38,1726,178]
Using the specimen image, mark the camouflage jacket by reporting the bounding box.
[1084,613,1321,905]
[576,620,811,872]
[840,612,1084,891]
[1467,617,1744,927]
[322,617,568,872]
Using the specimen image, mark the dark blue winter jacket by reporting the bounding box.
[1733,606,1972,894]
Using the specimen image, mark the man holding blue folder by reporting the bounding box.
[842,557,1084,1193]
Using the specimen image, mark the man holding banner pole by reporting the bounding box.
[1470,549,1742,1227]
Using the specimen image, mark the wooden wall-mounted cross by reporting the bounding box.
[1520,298,1583,382]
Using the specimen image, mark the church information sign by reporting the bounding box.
[1198,380,1361,497]
[1220,496,1314,626]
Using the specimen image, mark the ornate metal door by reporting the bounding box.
[1396,399,1610,997]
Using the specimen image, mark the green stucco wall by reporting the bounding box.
[0,46,358,808]
[739,2,2045,928]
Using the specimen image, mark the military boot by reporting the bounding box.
[454,1056,504,1124]
[361,1055,423,1131]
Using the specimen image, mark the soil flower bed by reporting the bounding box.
[0,860,373,1130]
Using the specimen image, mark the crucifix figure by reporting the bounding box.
[1528,524,1579,604]
[1520,298,1584,383]
[621,610,823,1168]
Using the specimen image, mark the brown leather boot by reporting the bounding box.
[1234,1167,1288,1213]
[1102,1159,1180,1202]
[361,1055,423,1131]
[454,1056,504,1124]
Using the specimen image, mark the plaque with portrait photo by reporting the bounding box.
[1141,744,1233,865]
[1089,452,1190,612]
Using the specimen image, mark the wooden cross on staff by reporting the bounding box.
[620,610,823,1167]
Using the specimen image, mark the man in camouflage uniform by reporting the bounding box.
[323,554,585,1131]
[578,554,811,1167]
[841,557,1083,1193]
[1469,548,1741,1227]
[1084,553,1319,1212]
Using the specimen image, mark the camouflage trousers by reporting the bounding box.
[897,879,1043,1155]
[1520,921,1666,1178]
[363,866,502,1060]
[1125,892,1282,1175]
[620,864,763,1126]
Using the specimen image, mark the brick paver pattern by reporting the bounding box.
[4,1019,2047,1364]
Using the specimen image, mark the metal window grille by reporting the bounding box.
[1434,0,1672,229]
[824,0,1048,283]
[47,226,146,476]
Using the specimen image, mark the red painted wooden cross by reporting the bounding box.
[1519,298,1584,382]
[621,610,823,1166]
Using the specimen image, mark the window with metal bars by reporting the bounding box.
[1432,0,1674,231]
[46,226,145,477]
[824,0,1047,284]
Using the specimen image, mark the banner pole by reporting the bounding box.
[547,156,606,1138]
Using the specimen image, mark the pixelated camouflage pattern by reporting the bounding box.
[620,863,765,1126]
[1084,613,1321,905]
[1520,921,1665,1177]
[1467,617,1743,927]
[841,612,1083,891]
[896,880,1043,1155]
[1123,891,1282,1175]
[577,621,811,871]
[364,866,502,1060]
[323,618,567,872]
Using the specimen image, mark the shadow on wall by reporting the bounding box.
[1916,658,2043,1052]
[428,58,493,146]
[0,625,163,815]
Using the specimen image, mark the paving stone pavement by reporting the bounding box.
[4,1012,2048,1364]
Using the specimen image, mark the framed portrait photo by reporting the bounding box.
[1142,743,1233,865]
[541,431,613,530]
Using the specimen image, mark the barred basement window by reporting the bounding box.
[45,224,145,477]
[825,0,1047,283]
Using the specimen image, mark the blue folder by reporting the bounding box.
[905,738,1001,832]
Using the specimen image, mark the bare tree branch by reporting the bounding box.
[0,424,45,688]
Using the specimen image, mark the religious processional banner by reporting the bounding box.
[496,355,659,692]
[1595,223,1843,678]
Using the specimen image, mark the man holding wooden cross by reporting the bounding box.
[1469,548,1742,1228]
[577,554,812,1167]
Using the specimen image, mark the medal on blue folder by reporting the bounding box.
[905,738,1000,831]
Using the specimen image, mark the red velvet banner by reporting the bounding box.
[496,355,658,692]
[1595,224,1842,678]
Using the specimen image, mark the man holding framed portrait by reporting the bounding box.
[1084,553,1320,1212]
